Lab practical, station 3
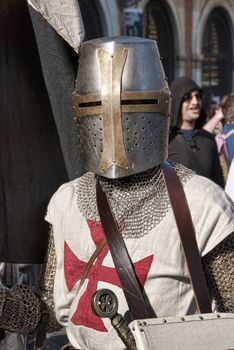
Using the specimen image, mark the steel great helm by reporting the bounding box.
[73,36,171,179]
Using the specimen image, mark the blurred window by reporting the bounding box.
[202,7,232,102]
[142,0,175,84]
[79,0,103,40]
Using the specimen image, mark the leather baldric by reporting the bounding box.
[96,181,151,320]
[77,237,107,295]
[161,161,212,313]
[96,160,212,320]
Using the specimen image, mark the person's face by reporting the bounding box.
[181,90,202,123]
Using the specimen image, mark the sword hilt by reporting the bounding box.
[91,289,137,350]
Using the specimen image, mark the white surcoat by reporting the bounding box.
[45,174,234,350]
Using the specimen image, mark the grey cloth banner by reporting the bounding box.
[0,0,69,263]
[29,4,85,180]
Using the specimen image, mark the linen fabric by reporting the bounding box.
[46,173,234,350]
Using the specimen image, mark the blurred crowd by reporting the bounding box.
[168,76,234,201]
[205,93,234,192]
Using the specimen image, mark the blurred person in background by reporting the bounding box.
[225,158,234,201]
[220,93,234,164]
[204,93,234,183]
[168,77,224,188]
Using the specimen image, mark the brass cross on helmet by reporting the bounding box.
[73,36,171,179]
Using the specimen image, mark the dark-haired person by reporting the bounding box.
[169,77,224,188]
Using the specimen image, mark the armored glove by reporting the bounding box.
[0,284,41,334]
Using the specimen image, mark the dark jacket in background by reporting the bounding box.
[168,77,225,188]
[169,129,225,187]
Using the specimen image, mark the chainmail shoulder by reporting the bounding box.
[76,162,194,238]
[202,232,234,312]
[34,226,61,333]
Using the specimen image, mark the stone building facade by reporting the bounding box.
[79,0,234,103]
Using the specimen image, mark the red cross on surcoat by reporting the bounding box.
[64,219,153,332]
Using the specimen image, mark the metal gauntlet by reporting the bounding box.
[0,284,41,334]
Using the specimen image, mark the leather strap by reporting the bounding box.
[162,160,212,313]
[96,181,150,320]
[96,161,212,319]
[77,238,107,294]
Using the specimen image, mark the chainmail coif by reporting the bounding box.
[76,162,194,238]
